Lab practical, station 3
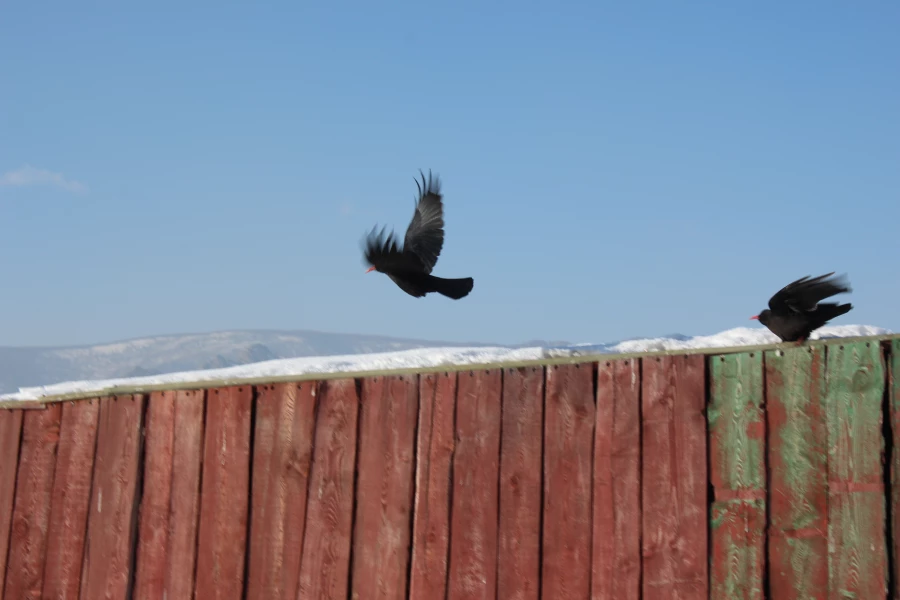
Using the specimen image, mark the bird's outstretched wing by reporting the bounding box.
[403,170,445,274]
[768,272,852,314]
[363,225,425,272]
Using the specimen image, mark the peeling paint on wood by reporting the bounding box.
[766,346,828,600]
[710,352,765,600]
[825,341,887,599]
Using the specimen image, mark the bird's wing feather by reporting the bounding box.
[403,170,445,274]
[768,272,852,313]
[363,226,425,272]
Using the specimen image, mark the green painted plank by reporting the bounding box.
[765,345,828,599]
[825,341,887,599]
[709,351,765,600]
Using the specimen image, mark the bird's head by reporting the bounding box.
[750,309,771,326]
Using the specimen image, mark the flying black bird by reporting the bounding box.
[751,272,853,342]
[363,170,474,300]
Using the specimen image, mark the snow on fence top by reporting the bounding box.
[0,324,893,405]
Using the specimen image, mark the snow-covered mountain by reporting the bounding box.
[0,329,495,395]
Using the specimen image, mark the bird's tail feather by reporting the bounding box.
[817,302,853,320]
[427,275,474,300]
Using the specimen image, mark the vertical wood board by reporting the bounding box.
[709,352,766,600]
[765,346,828,600]
[447,369,502,600]
[351,375,419,600]
[247,382,317,600]
[194,386,253,600]
[593,358,641,600]
[0,409,23,600]
[42,399,100,600]
[541,363,594,600]
[497,366,544,600]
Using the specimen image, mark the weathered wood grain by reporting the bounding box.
[3,404,60,600]
[825,341,887,599]
[42,399,100,600]
[643,354,707,600]
[542,363,594,600]
[408,372,456,599]
[497,366,543,600]
[194,386,253,600]
[351,374,419,600]
[709,352,765,600]
[163,389,205,600]
[80,395,145,600]
[247,382,317,600]
[892,339,900,600]
[765,346,827,600]
[296,378,359,600]
[447,369,502,600]
[0,409,23,600]
[593,358,641,600]
[134,391,176,600]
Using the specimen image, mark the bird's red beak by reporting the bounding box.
[749,315,759,320]
[365,266,376,273]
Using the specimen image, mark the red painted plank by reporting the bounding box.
[643,354,707,600]
[408,372,456,599]
[194,386,253,600]
[892,339,900,600]
[541,363,594,600]
[79,394,145,600]
[247,382,316,600]
[447,369,502,600]
[766,346,827,600]
[593,358,641,600]
[351,374,419,600]
[42,399,101,600]
[134,391,176,599]
[3,405,60,600]
[0,409,23,600]
[297,378,360,600]
[497,366,543,600]
[163,389,205,600]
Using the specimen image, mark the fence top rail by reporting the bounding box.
[1,332,897,408]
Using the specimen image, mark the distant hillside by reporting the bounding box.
[0,329,498,394]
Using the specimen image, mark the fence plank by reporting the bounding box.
[247,382,316,600]
[542,363,594,600]
[297,378,360,600]
[642,354,707,600]
[892,339,900,600]
[3,404,60,600]
[164,390,205,600]
[194,386,253,600]
[766,346,827,600]
[709,352,765,600]
[351,374,419,600]
[825,341,887,599]
[134,391,176,600]
[593,358,641,600]
[408,372,456,599]
[497,366,543,600]
[0,409,23,600]
[448,369,502,600]
[42,399,100,600]
[80,394,145,600]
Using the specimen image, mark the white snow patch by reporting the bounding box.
[0,324,890,403]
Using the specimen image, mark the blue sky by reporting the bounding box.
[1,2,898,347]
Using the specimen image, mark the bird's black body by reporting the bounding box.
[363,170,474,300]
[752,272,853,342]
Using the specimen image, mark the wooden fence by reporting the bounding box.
[0,335,897,599]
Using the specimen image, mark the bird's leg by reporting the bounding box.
[794,336,807,346]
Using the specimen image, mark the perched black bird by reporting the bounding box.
[751,272,853,342]
[363,170,474,300]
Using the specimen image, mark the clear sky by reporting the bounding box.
[1,2,898,348]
